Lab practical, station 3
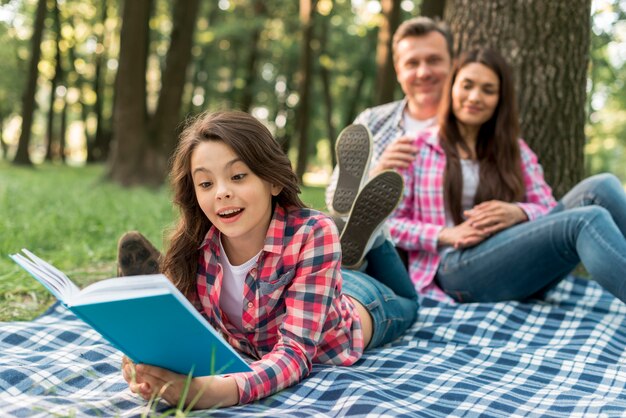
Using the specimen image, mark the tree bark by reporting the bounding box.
[0,116,6,159]
[150,0,200,158]
[106,0,153,186]
[45,0,62,162]
[13,0,48,166]
[374,0,401,105]
[59,96,67,162]
[89,0,110,163]
[294,0,317,183]
[421,0,446,19]
[239,0,266,112]
[319,16,336,168]
[444,0,591,198]
[343,29,378,128]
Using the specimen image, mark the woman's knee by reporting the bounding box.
[577,205,612,228]
[584,173,622,197]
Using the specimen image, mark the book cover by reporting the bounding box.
[10,249,252,377]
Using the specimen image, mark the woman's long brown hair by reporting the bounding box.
[161,110,305,297]
[438,47,525,225]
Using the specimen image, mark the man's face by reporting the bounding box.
[394,31,452,119]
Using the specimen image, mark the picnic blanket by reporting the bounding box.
[2,276,626,417]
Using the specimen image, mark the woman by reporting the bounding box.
[388,47,626,304]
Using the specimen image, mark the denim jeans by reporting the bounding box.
[342,240,418,349]
[436,174,626,304]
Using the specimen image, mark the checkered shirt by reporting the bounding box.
[196,205,364,404]
[388,127,557,302]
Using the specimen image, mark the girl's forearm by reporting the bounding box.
[193,375,239,409]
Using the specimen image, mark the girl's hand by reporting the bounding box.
[464,200,528,235]
[126,363,239,410]
[121,356,152,399]
[438,221,490,249]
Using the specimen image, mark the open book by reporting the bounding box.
[10,249,251,377]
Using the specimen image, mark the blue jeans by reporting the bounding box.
[436,174,626,303]
[341,240,418,349]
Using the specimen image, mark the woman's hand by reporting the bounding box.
[438,221,490,249]
[464,200,528,235]
[121,356,239,410]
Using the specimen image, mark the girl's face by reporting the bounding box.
[451,62,500,130]
[190,140,282,258]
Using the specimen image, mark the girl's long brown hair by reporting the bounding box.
[162,110,305,297]
[438,48,525,225]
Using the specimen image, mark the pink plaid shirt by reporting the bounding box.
[196,205,364,404]
[388,127,557,302]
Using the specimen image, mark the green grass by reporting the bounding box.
[0,162,326,321]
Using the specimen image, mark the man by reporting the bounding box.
[326,17,453,213]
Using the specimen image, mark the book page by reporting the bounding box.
[75,274,172,305]
[10,249,80,302]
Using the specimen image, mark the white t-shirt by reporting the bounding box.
[402,112,437,139]
[440,159,480,254]
[219,237,261,331]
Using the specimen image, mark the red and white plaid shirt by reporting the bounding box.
[388,127,557,302]
[196,205,364,404]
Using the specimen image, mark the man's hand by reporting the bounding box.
[370,136,418,176]
[464,200,528,236]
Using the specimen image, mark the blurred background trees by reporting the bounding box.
[0,0,624,192]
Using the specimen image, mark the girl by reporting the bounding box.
[388,47,626,304]
[121,111,417,408]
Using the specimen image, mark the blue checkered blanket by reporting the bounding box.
[2,276,626,417]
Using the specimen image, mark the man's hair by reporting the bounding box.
[392,17,453,61]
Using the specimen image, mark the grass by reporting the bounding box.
[0,161,326,321]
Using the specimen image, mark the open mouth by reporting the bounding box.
[218,208,243,219]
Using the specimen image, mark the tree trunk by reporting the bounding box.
[0,116,6,159]
[46,0,62,162]
[343,29,377,128]
[151,0,200,159]
[239,0,266,112]
[13,0,47,166]
[294,0,317,183]
[374,0,401,106]
[106,0,153,187]
[444,0,591,198]
[59,96,67,162]
[89,0,110,163]
[319,16,336,168]
[421,0,446,19]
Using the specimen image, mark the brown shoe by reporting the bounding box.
[117,231,162,276]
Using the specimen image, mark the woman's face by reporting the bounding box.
[451,62,500,130]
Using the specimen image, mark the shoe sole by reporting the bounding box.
[332,125,372,215]
[340,171,403,269]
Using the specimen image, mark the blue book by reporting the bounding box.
[10,249,251,377]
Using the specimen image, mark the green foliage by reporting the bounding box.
[586,0,626,181]
[0,162,174,320]
[0,162,326,321]
[0,20,26,118]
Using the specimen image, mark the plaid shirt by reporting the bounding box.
[196,205,364,404]
[326,99,437,208]
[388,127,557,302]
